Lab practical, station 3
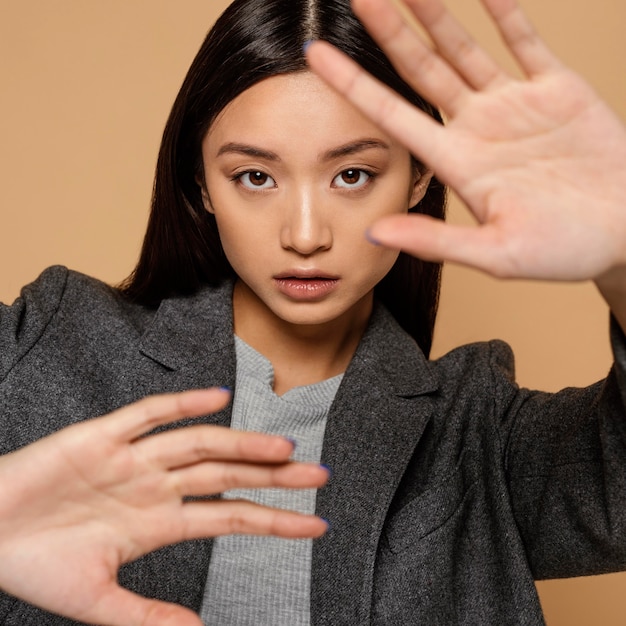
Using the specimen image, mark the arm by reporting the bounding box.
[500,329,626,578]
[0,388,329,626]
[306,0,626,327]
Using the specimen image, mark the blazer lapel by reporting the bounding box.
[134,287,439,620]
[121,281,237,612]
[137,280,237,426]
[312,304,439,625]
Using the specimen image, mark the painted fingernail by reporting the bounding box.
[321,517,331,529]
[320,464,332,477]
[285,437,298,450]
[219,386,232,393]
[365,228,381,245]
[303,39,316,53]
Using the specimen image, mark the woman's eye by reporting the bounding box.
[333,169,371,189]
[237,171,276,190]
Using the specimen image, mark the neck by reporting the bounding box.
[232,280,371,395]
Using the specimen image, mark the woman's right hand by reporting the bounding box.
[0,388,330,626]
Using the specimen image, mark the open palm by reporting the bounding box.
[307,0,626,281]
[0,389,328,626]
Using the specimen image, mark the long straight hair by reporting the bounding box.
[120,0,446,356]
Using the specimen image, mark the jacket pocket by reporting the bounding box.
[383,466,475,553]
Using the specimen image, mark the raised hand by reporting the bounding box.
[306,0,626,285]
[0,388,329,626]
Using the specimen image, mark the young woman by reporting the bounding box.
[1,0,626,625]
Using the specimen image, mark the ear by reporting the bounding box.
[196,175,215,214]
[408,168,434,208]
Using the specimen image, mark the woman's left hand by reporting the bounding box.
[306,0,626,286]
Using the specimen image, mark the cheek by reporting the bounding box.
[212,213,248,264]
[213,210,277,281]
[353,242,401,285]
[383,169,420,213]
[375,247,402,276]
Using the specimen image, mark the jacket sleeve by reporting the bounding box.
[501,317,626,579]
[0,266,68,383]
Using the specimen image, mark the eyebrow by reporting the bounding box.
[216,143,280,161]
[216,139,390,162]
[322,139,390,160]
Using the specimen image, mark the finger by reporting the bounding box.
[135,424,296,469]
[349,0,469,116]
[90,585,203,626]
[481,0,562,76]
[172,461,330,496]
[401,0,508,90]
[306,41,446,166]
[368,213,509,275]
[101,388,232,442]
[180,500,329,540]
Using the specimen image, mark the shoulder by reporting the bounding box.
[4,264,69,315]
[421,340,528,440]
[61,268,155,331]
[5,265,120,308]
[352,303,518,399]
[431,339,516,385]
[7,265,152,328]
[0,266,153,378]
[428,339,519,413]
[0,266,71,351]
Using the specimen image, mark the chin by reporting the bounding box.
[273,299,368,329]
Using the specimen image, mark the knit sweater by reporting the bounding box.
[201,336,342,625]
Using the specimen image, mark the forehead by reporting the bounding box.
[203,71,402,158]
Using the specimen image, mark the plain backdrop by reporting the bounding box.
[1,1,625,623]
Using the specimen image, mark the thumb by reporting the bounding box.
[90,585,204,626]
[368,214,505,275]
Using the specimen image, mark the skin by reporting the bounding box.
[0,388,329,626]
[200,72,429,394]
[306,0,626,332]
[3,0,626,624]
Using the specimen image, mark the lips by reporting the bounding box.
[273,271,339,301]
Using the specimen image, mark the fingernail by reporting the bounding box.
[219,386,232,393]
[321,517,331,529]
[303,39,316,53]
[285,437,298,450]
[320,464,332,477]
[365,228,381,245]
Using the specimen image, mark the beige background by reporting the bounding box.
[0,1,624,623]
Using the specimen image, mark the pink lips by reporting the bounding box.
[274,271,339,301]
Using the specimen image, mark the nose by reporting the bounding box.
[280,189,332,255]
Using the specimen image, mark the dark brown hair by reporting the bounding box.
[121,0,446,356]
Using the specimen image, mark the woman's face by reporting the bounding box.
[200,72,428,334]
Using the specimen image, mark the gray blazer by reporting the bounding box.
[1,266,626,625]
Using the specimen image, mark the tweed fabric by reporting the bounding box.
[1,266,625,625]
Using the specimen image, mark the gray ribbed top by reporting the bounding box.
[200,336,342,625]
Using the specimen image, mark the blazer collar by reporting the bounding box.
[138,280,235,372]
[125,282,237,610]
[138,285,440,620]
[136,280,238,429]
[312,303,439,624]
[138,282,437,392]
